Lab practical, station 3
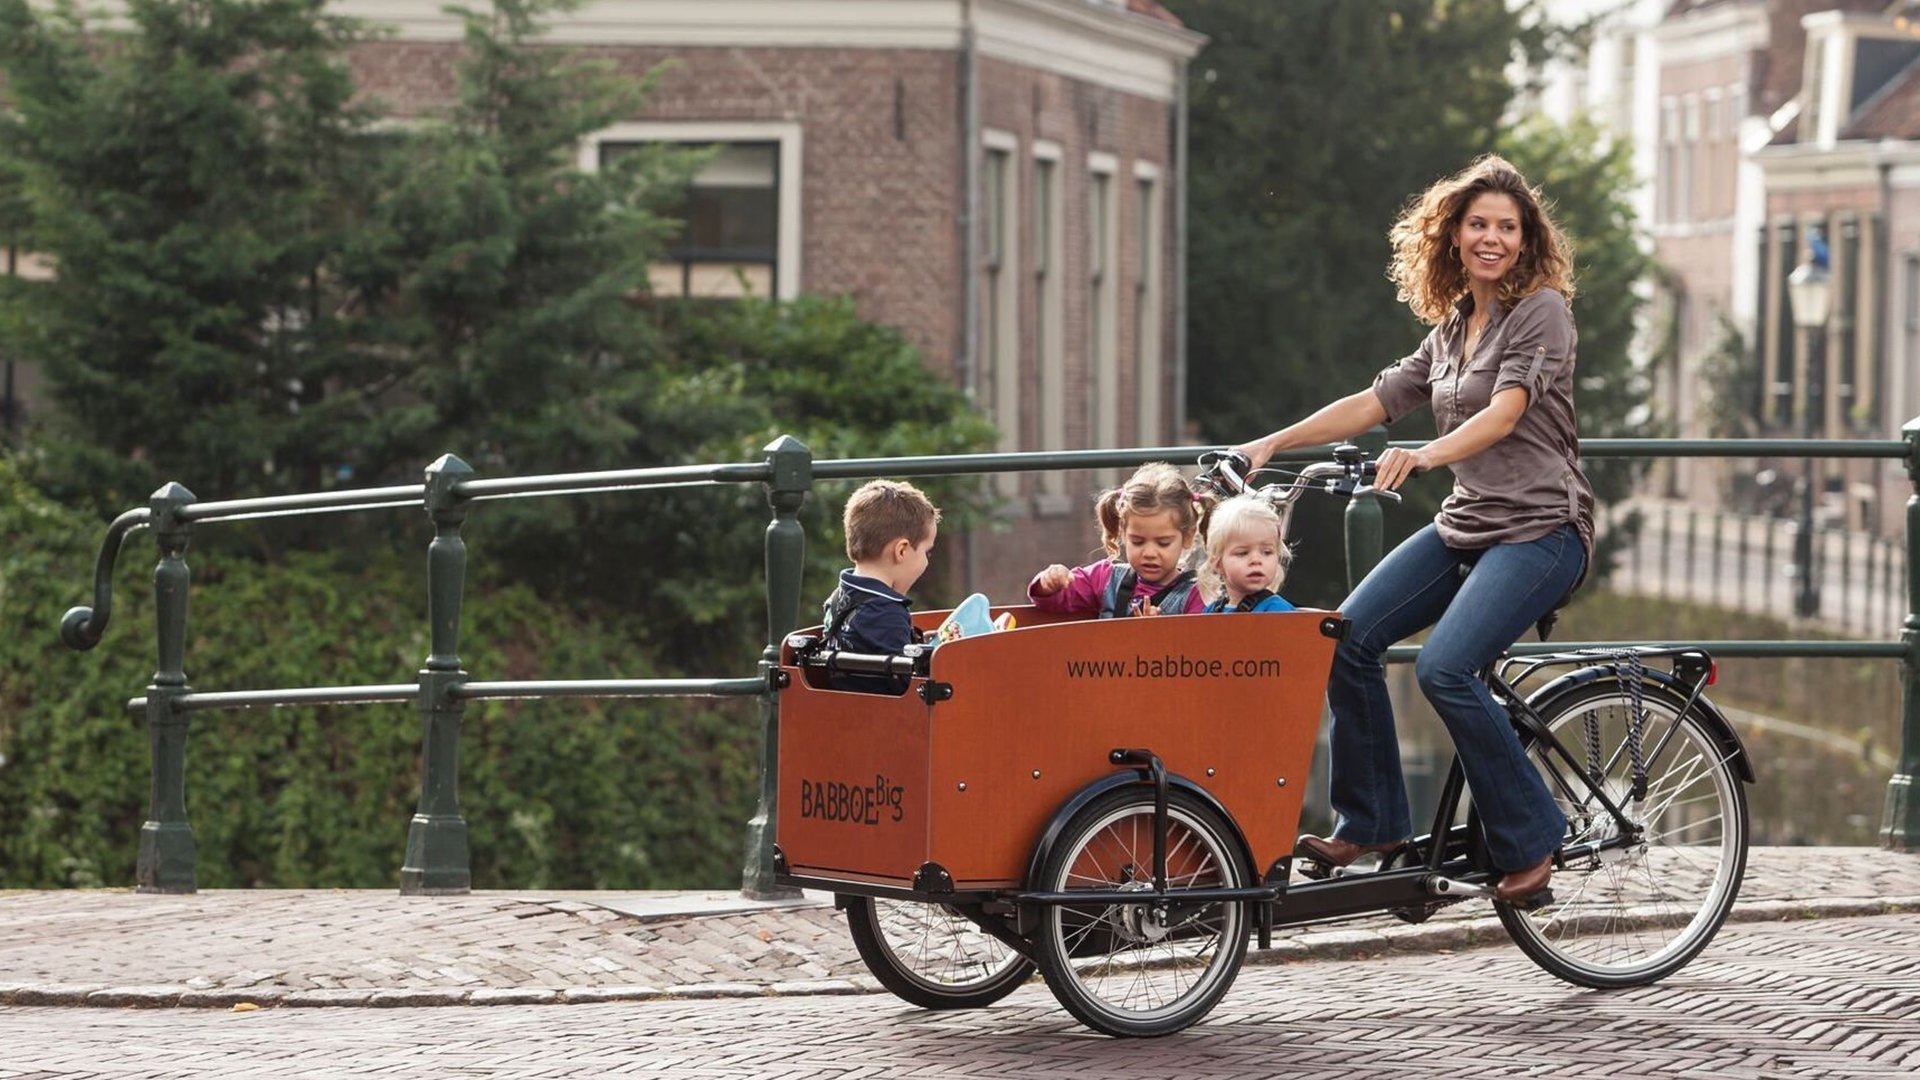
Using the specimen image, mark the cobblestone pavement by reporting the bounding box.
[2,912,1918,1078]
[2,848,1918,1009]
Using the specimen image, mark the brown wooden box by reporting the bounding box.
[777,606,1338,892]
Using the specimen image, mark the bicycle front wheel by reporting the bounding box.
[1033,787,1250,1037]
[843,896,1035,1009]
[1498,679,1748,988]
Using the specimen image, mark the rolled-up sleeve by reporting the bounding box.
[1371,328,1440,424]
[1492,290,1576,406]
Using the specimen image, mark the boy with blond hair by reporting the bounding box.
[820,480,941,692]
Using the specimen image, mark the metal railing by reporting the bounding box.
[60,426,1920,896]
[1605,500,1907,637]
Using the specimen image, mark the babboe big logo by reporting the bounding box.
[799,774,905,825]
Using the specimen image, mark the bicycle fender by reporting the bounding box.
[1020,771,1259,901]
[1523,665,1754,784]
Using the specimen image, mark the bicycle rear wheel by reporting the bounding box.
[843,896,1035,1009]
[1498,679,1748,988]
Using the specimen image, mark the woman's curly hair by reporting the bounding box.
[1387,154,1575,326]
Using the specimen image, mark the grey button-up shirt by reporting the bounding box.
[1371,288,1595,582]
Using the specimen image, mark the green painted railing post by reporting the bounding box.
[743,435,811,899]
[1885,418,1920,850]
[136,483,198,893]
[401,454,474,894]
[1343,427,1388,593]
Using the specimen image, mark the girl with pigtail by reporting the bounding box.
[1028,462,1211,617]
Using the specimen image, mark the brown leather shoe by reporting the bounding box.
[1494,855,1554,905]
[1295,834,1405,868]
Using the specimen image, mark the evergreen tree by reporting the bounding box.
[0,0,702,504]
[0,0,384,505]
[0,0,993,668]
[339,0,697,485]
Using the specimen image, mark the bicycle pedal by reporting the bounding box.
[1502,887,1555,913]
[1295,859,1333,881]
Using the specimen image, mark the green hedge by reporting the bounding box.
[0,461,758,889]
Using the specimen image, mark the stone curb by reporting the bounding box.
[4,896,1917,1010]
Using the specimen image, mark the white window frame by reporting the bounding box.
[580,121,803,300]
[1902,251,1920,436]
[1033,140,1068,510]
[1659,97,1678,225]
[982,129,1021,496]
[1088,152,1120,455]
[1680,95,1700,224]
[1704,87,1723,218]
[1132,161,1163,447]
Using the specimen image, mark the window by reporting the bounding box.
[1658,98,1677,224]
[1034,145,1066,506]
[1088,155,1119,453]
[982,138,1020,495]
[1768,219,1797,424]
[1837,213,1881,430]
[1681,96,1699,223]
[620,142,777,298]
[1133,167,1163,445]
[584,122,802,300]
[1904,254,1920,432]
[1703,88,1722,217]
[1614,35,1637,136]
[1837,214,1859,431]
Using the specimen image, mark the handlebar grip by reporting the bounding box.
[1198,449,1251,469]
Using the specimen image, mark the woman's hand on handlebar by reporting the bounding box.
[1230,435,1277,474]
[1372,445,1435,491]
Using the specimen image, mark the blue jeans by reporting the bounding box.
[1324,523,1584,871]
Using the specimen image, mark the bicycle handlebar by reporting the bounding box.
[1195,444,1400,506]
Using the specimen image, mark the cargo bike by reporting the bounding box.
[773,449,1752,1037]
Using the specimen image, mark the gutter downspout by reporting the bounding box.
[960,0,981,593]
[1173,57,1190,441]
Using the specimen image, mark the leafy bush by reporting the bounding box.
[0,459,759,889]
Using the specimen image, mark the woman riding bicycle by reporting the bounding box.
[1233,155,1593,906]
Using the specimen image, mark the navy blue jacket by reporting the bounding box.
[822,569,914,693]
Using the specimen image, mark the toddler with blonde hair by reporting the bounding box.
[1199,495,1296,613]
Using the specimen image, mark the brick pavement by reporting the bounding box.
[0,847,1917,1010]
[1,912,1917,1077]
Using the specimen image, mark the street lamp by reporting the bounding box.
[1786,228,1831,620]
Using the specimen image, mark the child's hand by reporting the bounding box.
[1133,598,1163,617]
[1033,564,1071,596]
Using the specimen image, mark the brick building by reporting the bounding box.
[1535,2,1920,535]
[334,0,1207,598]
[1748,1,1920,536]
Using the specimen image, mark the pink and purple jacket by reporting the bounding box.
[1026,560,1209,616]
